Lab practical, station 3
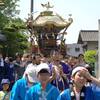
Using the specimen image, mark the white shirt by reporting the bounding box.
[0,58,4,67]
[75,92,80,100]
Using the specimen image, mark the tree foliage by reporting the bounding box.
[0,0,29,57]
[84,50,97,65]
[1,18,29,57]
[0,0,19,17]
[0,0,19,29]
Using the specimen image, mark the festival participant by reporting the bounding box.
[49,50,70,92]
[57,66,100,100]
[25,63,60,100]
[10,66,38,100]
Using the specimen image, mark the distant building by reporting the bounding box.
[66,43,84,57]
[77,30,98,52]
[77,30,99,77]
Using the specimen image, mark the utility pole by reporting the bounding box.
[95,20,100,78]
[98,19,100,78]
[30,0,34,20]
[30,0,40,54]
[29,0,34,54]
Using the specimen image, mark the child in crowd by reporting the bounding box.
[0,79,10,100]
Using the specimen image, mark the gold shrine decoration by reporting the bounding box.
[41,2,54,10]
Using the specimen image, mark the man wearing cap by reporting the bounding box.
[57,66,100,100]
[10,66,38,100]
[25,63,60,100]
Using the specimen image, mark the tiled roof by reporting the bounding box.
[79,30,98,41]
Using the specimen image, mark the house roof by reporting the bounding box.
[78,30,98,42]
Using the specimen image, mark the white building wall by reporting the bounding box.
[67,43,84,57]
[87,41,98,50]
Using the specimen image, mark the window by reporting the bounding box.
[75,47,80,52]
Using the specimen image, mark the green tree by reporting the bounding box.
[84,50,97,76]
[84,50,97,69]
[0,0,30,57]
[0,0,19,29]
[84,50,97,64]
[2,18,29,57]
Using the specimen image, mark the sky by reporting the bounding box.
[18,0,100,44]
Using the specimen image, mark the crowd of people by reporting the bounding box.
[0,50,100,100]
